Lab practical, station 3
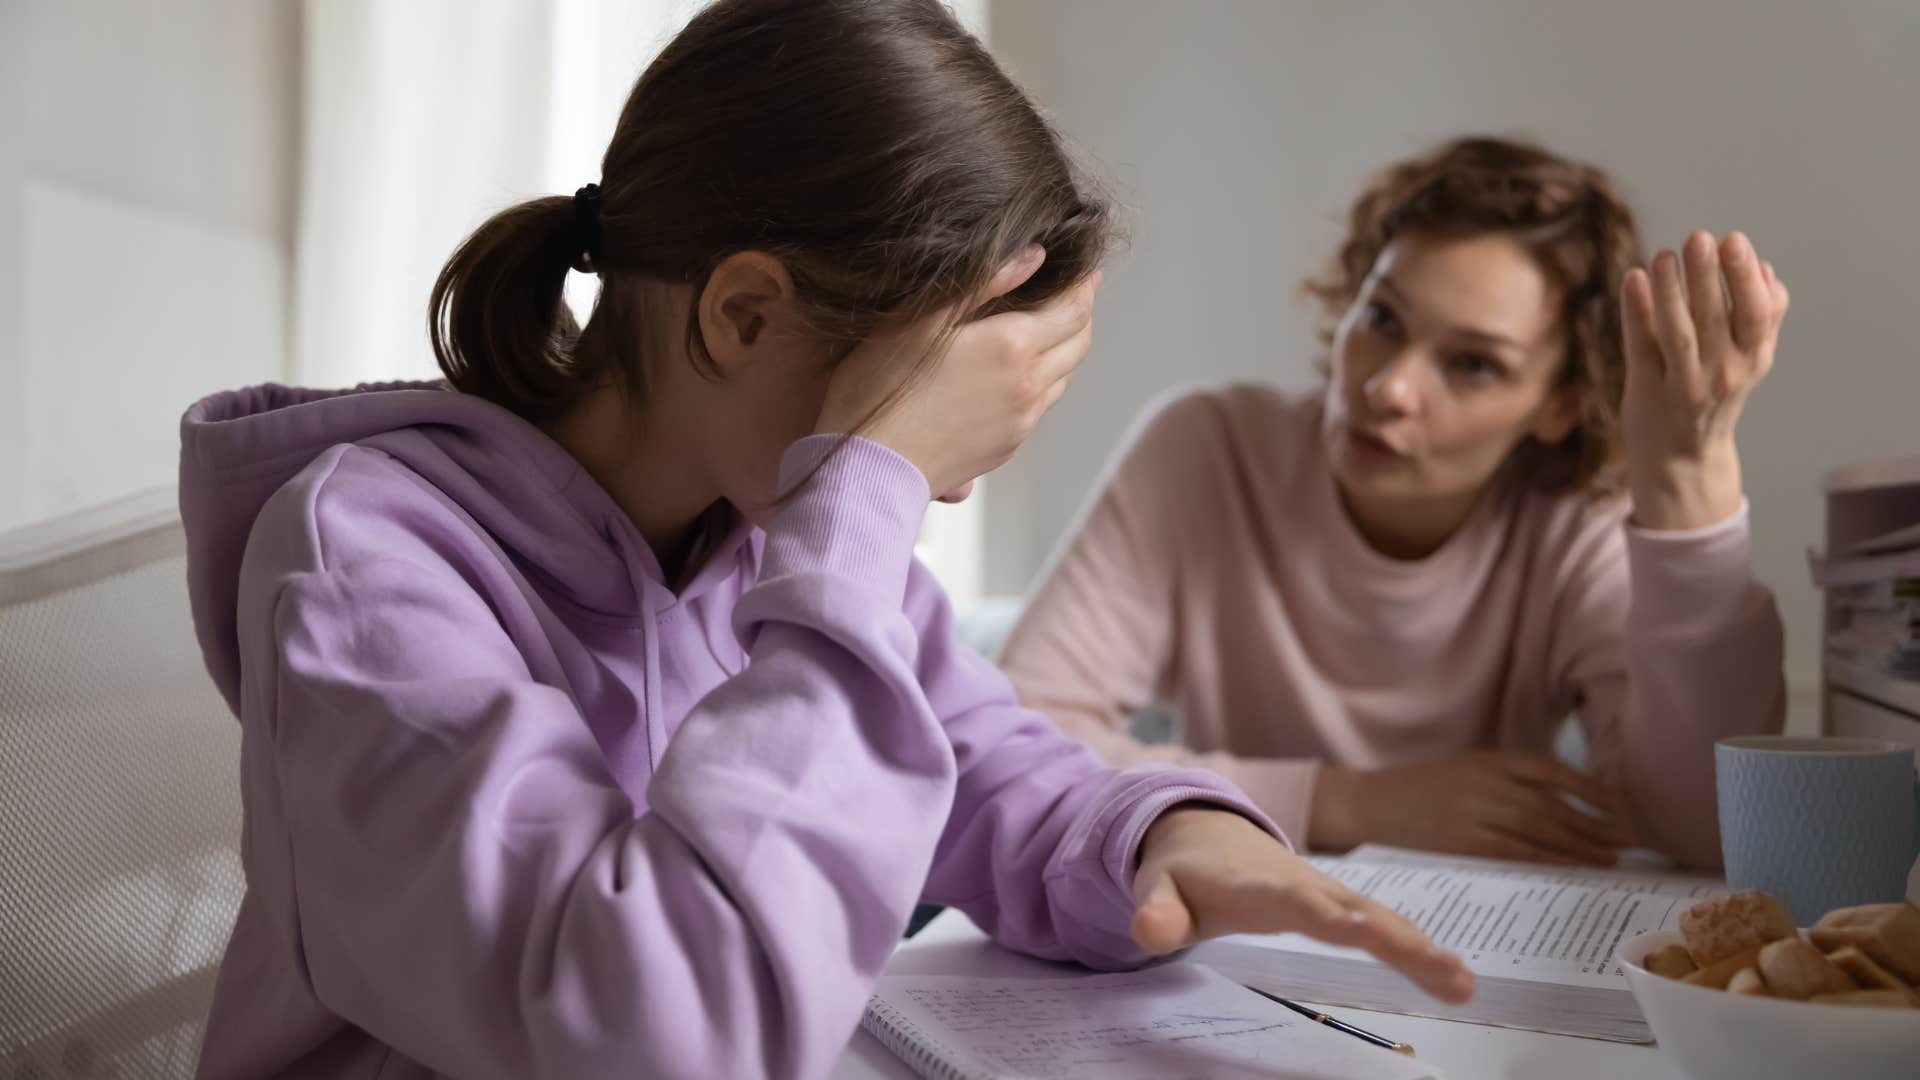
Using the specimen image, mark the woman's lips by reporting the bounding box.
[1346,426,1406,462]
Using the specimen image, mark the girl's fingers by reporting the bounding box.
[1649,250,1699,390]
[1721,232,1772,352]
[1224,878,1473,1004]
[1241,881,1372,948]
[972,245,1046,310]
[1038,369,1074,416]
[981,270,1099,356]
[1163,855,1474,1003]
[1174,862,1358,946]
[1321,895,1475,1004]
[1682,231,1730,360]
[1129,871,1195,956]
[1620,267,1663,383]
[1036,318,1094,389]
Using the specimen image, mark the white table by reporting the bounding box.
[829,909,1688,1080]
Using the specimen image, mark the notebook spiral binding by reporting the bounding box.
[861,996,991,1080]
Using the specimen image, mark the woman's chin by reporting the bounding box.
[1333,456,1450,513]
[1332,444,1406,487]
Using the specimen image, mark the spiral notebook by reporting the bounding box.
[861,964,1442,1080]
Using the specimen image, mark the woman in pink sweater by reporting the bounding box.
[1002,137,1789,871]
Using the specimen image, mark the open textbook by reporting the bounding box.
[864,965,1443,1080]
[1189,845,1723,1042]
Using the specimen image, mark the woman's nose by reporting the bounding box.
[1362,350,1423,419]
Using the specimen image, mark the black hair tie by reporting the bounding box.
[572,183,604,272]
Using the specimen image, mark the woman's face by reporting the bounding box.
[1322,230,1577,512]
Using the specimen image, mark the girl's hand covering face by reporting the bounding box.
[815,246,1101,500]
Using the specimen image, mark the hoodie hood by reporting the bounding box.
[178,381,749,714]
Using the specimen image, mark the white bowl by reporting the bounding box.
[1618,928,1920,1080]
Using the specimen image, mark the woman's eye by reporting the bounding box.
[1448,353,1502,381]
[1361,301,1400,334]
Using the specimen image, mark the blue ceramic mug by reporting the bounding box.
[1716,735,1920,924]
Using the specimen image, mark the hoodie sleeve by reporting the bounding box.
[238,438,959,1080]
[907,556,1286,967]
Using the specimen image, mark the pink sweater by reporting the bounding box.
[1000,384,1786,868]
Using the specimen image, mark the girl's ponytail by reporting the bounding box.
[428,196,586,424]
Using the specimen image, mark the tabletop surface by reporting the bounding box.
[827,909,1689,1080]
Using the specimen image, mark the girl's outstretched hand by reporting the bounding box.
[1132,807,1476,1004]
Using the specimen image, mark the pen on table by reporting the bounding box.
[1238,983,1417,1058]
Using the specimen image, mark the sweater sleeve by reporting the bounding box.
[999,391,1325,845]
[1550,500,1787,869]
[243,438,957,1080]
[908,557,1286,969]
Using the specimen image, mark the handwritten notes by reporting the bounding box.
[865,966,1440,1080]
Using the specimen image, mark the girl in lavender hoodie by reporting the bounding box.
[179,2,1469,1077]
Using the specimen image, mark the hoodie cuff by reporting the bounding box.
[1098,766,1291,901]
[761,435,931,605]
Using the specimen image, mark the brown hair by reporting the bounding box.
[1303,136,1645,495]
[429,0,1111,430]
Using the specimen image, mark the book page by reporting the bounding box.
[1272,854,1720,988]
[869,966,1440,1079]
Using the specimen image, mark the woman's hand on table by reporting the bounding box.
[1131,806,1475,1003]
[1308,750,1636,867]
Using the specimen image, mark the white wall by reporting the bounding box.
[0,0,298,532]
[985,0,1920,696]
[292,0,985,393]
[0,9,24,531]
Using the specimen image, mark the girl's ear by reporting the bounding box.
[698,251,797,372]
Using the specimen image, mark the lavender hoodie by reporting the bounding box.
[178,383,1274,1080]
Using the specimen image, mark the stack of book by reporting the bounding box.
[1812,522,1920,684]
